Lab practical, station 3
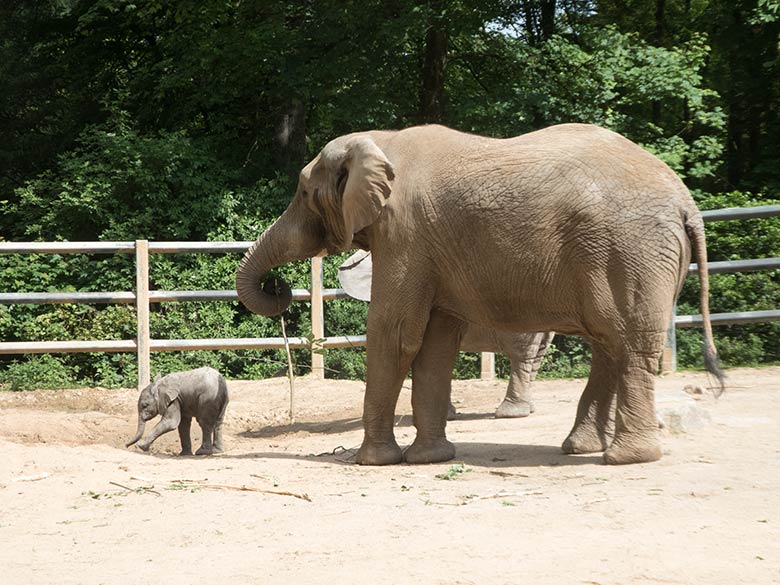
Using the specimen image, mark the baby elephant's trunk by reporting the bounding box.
[125,417,146,448]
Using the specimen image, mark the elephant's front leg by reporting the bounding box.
[137,404,181,452]
[355,302,431,466]
[405,310,463,464]
[178,416,193,456]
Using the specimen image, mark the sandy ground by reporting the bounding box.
[1,367,779,585]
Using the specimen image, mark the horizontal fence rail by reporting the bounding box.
[1,204,779,386]
[0,289,351,305]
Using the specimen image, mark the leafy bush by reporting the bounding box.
[0,354,80,391]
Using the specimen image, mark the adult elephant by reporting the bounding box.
[236,123,723,466]
[338,249,555,419]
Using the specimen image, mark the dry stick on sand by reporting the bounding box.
[109,481,161,496]
[172,479,311,502]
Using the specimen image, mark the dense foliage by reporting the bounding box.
[1,0,779,389]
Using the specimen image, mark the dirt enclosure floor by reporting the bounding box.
[1,367,779,585]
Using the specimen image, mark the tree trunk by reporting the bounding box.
[523,1,537,45]
[419,1,448,124]
[652,0,666,126]
[273,98,307,181]
[540,0,556,42]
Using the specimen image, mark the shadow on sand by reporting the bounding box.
[238,410,503,440]
[221,441,603,468]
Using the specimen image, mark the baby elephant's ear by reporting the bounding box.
[156,380,179,413]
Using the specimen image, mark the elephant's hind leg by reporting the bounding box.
[404,309,463,464]
[562,344,615,455]
[213,418,225,453]
[195,419,215,456]
[603,347,663,465]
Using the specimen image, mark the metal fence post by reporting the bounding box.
[135,240,151,389]
[480,352,495,380]
[661,303,677,373]
[310,256,325,379]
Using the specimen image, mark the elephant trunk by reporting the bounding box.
[236,231,294,317]
[126,416,146,448]
[236,201,324,317]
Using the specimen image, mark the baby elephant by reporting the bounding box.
[126,367,229,456]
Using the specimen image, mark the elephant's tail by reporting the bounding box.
[686,214,726,396]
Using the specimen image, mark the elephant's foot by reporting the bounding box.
[404,437,456,464]
[561,424,609,454]
[195,445,215,456]
[179,448,193,456]
[495,399,534,419]
[137,441,151,452]
[603,433,662,465]
[355,439,404,466]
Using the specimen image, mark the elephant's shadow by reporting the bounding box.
[230,410,603,468]
[238,411,503,440]
[223,443,601,468]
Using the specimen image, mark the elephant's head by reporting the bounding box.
[125,374,179,448]
[236,133,395,316]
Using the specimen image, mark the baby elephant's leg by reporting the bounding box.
[137,406,180,451]
[213,418,225,453]
[178,416,193,456]
[195,420,215,456]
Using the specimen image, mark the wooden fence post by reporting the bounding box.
[136,240,151,389]
[310,256,325,379]
[480,352,495,380]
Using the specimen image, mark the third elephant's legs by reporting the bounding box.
[495,331,554,419]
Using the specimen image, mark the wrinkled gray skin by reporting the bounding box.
[338,250,555,419]
[236,123,724,466]
[126,367,229,456]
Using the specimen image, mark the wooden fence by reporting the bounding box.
[0,242,362,389]
[1,204,780,389]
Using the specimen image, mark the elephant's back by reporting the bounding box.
[408,124,695,336]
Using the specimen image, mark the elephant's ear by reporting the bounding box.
[341,137,394,246]
[155,379,179,413]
